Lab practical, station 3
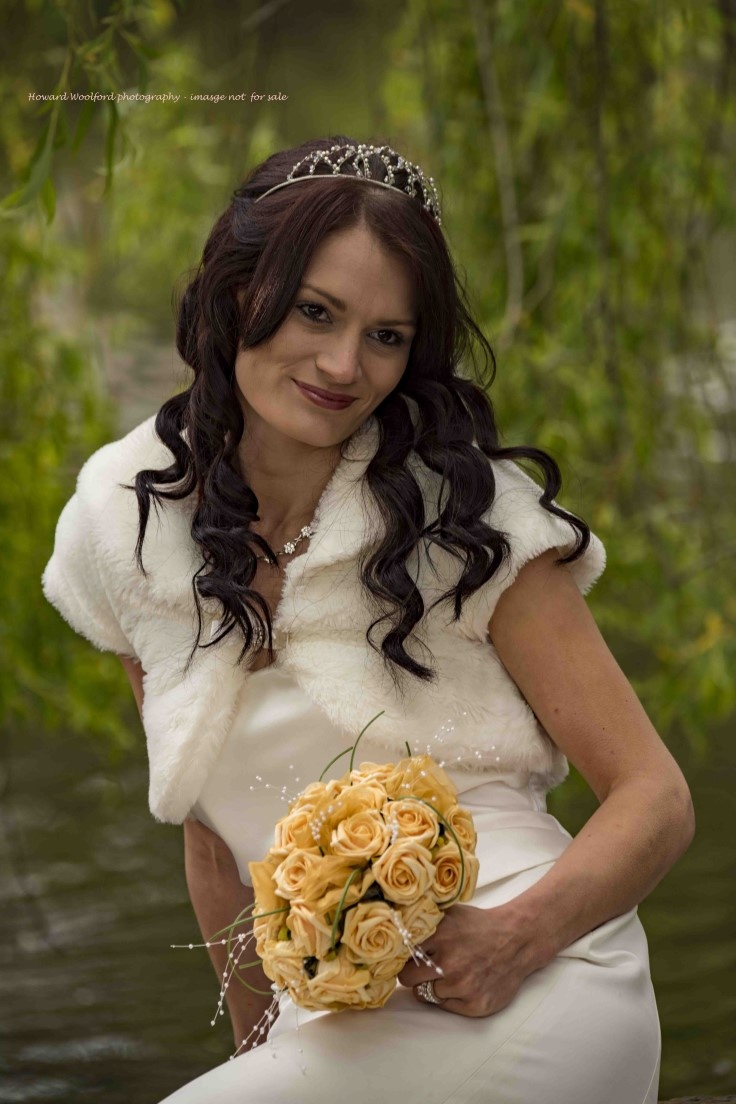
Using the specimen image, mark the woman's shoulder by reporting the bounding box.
[77,414,201,605]
[74,413,174,519]
[42,414,200,656]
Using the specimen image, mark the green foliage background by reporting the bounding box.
[3,0,734,764]
[1,1,735,1096]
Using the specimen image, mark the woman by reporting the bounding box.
[42,136,694,1103]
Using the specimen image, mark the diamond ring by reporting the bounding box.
[415,979,448,1005]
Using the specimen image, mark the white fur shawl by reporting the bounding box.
[41,413,606,824]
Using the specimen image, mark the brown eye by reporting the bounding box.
[296,302,405,348]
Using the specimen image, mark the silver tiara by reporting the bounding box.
[251,143,442,226]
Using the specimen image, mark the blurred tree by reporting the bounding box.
[0,0,180,752]
[3,0,735,772]
[381,0,736,774]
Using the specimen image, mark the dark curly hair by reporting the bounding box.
[127,133,594,691]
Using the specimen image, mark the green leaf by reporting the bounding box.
[39,175,56,223]
[0,115,55,211]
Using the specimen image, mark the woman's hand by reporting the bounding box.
[397,902,550,1018]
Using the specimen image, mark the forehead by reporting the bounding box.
[303,227,418,312]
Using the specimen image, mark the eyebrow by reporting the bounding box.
[300,283,417,328]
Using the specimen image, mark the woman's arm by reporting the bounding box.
[183,817,277,1048]
[400,548,695,1018]
[486,547,696,966]
[117,655,276,1047]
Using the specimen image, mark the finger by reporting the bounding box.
[397,949,436,984]
[398,959,444,987]
[410,977,453,1005]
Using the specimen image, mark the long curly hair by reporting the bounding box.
[127,133,594,689]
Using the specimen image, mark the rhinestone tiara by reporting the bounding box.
[250,142,442,226]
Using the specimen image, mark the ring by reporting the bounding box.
[415,979,448,1005]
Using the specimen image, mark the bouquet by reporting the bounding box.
[229,711,480,1014]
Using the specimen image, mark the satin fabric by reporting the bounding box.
[167,667,661,1104]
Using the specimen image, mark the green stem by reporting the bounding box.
[329,867,363,950]
[319,745,355,782]
[348,711,386,772]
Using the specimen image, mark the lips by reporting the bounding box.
[294,381,356,405]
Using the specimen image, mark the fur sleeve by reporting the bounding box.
[456,457,607,644]
[41,485,137,657]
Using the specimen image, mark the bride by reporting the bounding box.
[42,136,694,1103]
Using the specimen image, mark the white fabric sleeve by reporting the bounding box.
[41,489,137,657]
[456,457,607,644]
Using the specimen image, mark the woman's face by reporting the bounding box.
[233,223,418,448]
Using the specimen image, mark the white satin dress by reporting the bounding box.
[161,665,662,1104]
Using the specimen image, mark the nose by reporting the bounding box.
[314,332,363,385]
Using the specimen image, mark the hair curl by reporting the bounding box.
[126,133,594,693]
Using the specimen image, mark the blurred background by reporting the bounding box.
[1,1,734,1100]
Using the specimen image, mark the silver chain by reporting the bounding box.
[254,523,315,564]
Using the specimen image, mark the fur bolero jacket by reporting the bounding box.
[41,412,606,824]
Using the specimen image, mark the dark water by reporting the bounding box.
[1,725,734,1102]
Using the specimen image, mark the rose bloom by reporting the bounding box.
[370,950,412,981]
[371,838,436,906]
[384,798,441,849]
[252,910,285,956]
[309,781,388,851]
[297,855,375,914]
[329,808,391,861]
[306,945,373,1008]
[273,848,325,901]
[309,866,377,916]
[273,807,323,856]
[248,853,288,915]
[261,939,307,990]
[443,804,477,851]
[287,777,345,816]
[349,761,396,786]
[341,901,407,965]
[284,978,326,1012]
[382,755,458,815]
[363,973,399,1008]
[286,901,334,958]
[399,892,444,946]
[431,843,481,905]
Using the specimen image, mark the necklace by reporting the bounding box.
[254,523,315,565]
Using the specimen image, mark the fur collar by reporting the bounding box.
[59,410,600,823]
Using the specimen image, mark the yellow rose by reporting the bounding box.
[399,893,444,945]
[309,781,387,851]
[297,854,374,912]
[248,853,288,916]
[261,940,307,990]
[350,761,396,785]
[341,901,407,965]
[329,809,391,861]
[252,910,284,956]
[306,945,372,1008]
[369,951,412,981]
[371,838,436,906]
[274,807,323,855]
[287,777,345,815]
[285,979,326,1012]
[384,798,441,849]
[431,843,481,905]
[363,974,398,1007]
[443,804,477,851]
[310,866,377,916]
[286,901,334,958]
[272,848,326,901]
[382,756,458,815]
